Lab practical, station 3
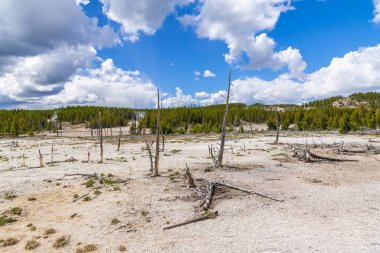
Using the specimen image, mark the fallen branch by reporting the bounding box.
[44,172,98,182]
[215,181,284,202]
[163,211,218,230]
[73,192,90,202]
[308,151,358,162]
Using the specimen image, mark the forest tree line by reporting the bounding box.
[0,92,379,137]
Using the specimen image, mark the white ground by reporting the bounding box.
[0,130,379,252]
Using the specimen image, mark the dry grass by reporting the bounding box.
[24,239,40,250]
[118,245,126,251]
[2,237,19,247]
[53,235,70,248]
[0,215,17,226]
[76,244,97,253]
[44,228,56,236]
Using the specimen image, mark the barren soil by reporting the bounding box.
[0,130,379,252]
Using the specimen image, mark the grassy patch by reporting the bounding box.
[102,178,116,185]
[44,228,56,236]
[94,190,101,195]
[10,207,22,216]
[25,239,40,250]
[76,244,97,253]
[111,218,120,225]
[85,179,95,188]
[4,191,17,200]
[0,216,17,226]
[53,236,70,248]
[83,196,92,202]
[2,237,19,247]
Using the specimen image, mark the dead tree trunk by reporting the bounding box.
[153,89,161,177]
[51,146,54,163]
[145,140,154,174]
[274,111,280,144]
[216,68,232,167]
[98,111,104,163]
[22,153,26,167]
[39,150,44,168]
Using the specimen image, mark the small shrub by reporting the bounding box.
[118,245,126,252]
[28,197,37,201]
[44,228,56,236]
[85,179,95,188]
[83,196,92,202]
[53,235,69,248]
[74,194,79,199]
[4,191,17,200]
[76,244,97,253]
[0,215,17,226]
[10,207,22,215]
[111,218,120,225]
[94,190,101,195]
[140,210,149,217]
[2,237,19,246]
[25,239,40,250]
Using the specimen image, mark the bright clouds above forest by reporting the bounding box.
[0,0,380,108]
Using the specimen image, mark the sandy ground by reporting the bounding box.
[0,130,379,253]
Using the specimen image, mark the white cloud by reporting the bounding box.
[44,59,157,108]
[163,44,380,106]
[203,69,216,77]
[194,71,201,76]
[179,0,306,77]
[0,45,97,103]
[373,0,380,23]
[100,0,193,42]
[161,87,198,108]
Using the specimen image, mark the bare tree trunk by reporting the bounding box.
[145,140,154,174]
[249,122,253,138]
[161,131,165,152]
[87,152,90,163]
[275,111,279,144]
[216,68,232,167]
[22,153,26,167]
[98,111,104,163]
[51,146,54,163]
[39,150,44,168]
[153,89,161,177]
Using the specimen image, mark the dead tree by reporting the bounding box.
[184,164,195,188]
[22,153,26,167]
[216,68,232,167]
[274,111,280,144]
[51,146,54,163]
[87,151,90,163]
[38,150,44,167]
[145,140,154,174]
[153,89,161,177]
[98,111,104,163]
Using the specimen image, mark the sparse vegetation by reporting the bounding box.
[10,207,22,215]
[76,244,97,253]
[25,239,40,250]
[94,190,101,195]
[2,237,19,247]
[53,236,70,248]
[83,196,92,201]
[44,228,56,236]
[85,179,95,188]
[4,191,17,200]
[111,218,120,225]
[118,245,126,251]
[0,216,17,226]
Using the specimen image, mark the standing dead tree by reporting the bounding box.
[274,111,280,144]
[38,150,44,168]
[98,111,104,163]
[145,140,154,174]
[184,164,195,188]
[153,89,161,177]
[117,128,122,152]
[211,68,232,167]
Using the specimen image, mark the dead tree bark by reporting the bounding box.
[216,68,232,167]
[184,163,195,188]
[98,111,104,163]
[51,146,54,163]
[22,153,26,167]
[153,89,161,177]
[274,111,280,144]
[202,182,216,210]
[87,151,90,163]
[145,140,154,174]
[38,150,44,168]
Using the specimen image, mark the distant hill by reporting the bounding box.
[306,92,380,108]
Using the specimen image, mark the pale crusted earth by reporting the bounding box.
[0,129,379,253]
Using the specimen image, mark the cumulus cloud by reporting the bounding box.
[162,44,380,106]
[179,0,306,77]
[44,59,157,108]
[203,69,216,78]
[100,0,193,42]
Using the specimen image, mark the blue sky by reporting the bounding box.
[0,0,380,108]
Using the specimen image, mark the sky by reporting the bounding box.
[0,0,380,109]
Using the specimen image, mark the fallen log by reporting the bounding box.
[308,151,358,162]
[163,211,218,230]
[215,182,284,202]
[202,182,216,210]
[73,192,90,202]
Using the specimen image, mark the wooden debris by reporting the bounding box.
[184,164,195,188]
[163,211,218,230]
